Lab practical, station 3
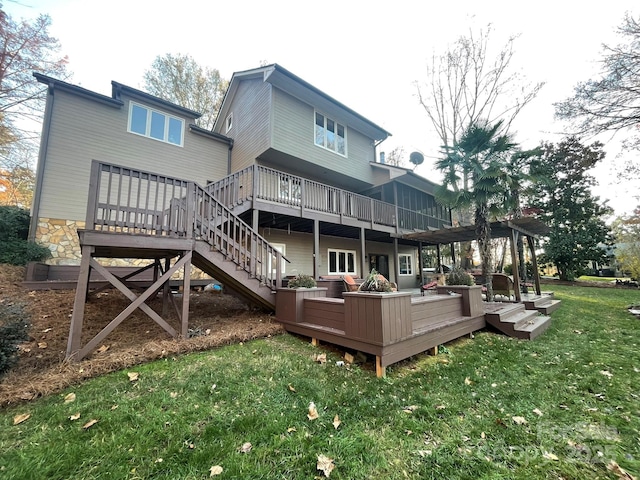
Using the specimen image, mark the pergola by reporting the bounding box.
[403,217,550,302]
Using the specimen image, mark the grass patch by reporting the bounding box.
[1,285,639,479]
[577,275,630,283]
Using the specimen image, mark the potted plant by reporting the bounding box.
[287,273,317,289]
[445,266,475,286]
[358,269,395,292]
[436,266,483,316]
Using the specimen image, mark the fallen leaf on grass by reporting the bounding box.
[307,402,319,420]
[543,451,559,461]
[435,404,446,410]
[127,372,139,382]
[287,427,296,433]
[317,454,335,477]
[333,415,341,430]
[37,342,47,349]
[512,416,527,425]
[464,377,472,385]
[69,413,81,421]
[314,353,327,364]
[155,458,163,463]
[13,413,30,425]
[600,370,613,378]
[532,408,543,417]
[64,393,76,404]
[82,419,98,430]
[110,404,118,411]
[239,442,252,453]
[607,460,636,480]
[96,345,110,354]
[170,392,178,399]
[403,405,419,414]
[209,465,223,476]
[288,384,296,392]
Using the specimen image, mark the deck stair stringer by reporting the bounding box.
[485,302,552,340]
[192,240,275,310]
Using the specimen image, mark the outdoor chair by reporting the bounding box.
[342,274,361,292]
[420,280,438,296]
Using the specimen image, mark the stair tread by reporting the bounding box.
[515,315,551,332]
[487,308,537,323]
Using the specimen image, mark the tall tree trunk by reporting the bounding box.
[475,204,494,301]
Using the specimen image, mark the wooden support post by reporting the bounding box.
[419,241,425,287]
[162,257,171,316]
[527,236,542,295]
[360,227,366,278]
[509,229,522,302]
[430,346,438,356]
[376,356,386,378]
[67,245,94,358]
[311,338,319,347]
[181,252,191,338]
[313,219,320,280]
[393,237,399,287]
[450,243,456,265]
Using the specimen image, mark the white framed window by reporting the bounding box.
[315,112,346,156]
[128,102,184,146]
[399,254,413,275]
[328,249,356,275]
[225,113,233,133]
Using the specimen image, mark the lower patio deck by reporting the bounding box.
[275,286,486,377]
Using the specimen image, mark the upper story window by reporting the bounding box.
[315,112,346,156]
[225,113,233,133]
[128,102,184,147]
[399,254,413,276]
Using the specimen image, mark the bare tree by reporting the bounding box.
[384,146,406,167]
[416,24,544,170]
[143,53,228,130]
[0,5,69,207]
[555,13,640,153]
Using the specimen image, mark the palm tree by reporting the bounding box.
[435,120,517,301]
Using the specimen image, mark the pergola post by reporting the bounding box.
[509,229,522,302]
[527,236,542,295]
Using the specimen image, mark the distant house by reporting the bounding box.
[30,64,451,291]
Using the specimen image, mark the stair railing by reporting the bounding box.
[86,160,287,287]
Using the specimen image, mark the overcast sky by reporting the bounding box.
[5,0,639,215]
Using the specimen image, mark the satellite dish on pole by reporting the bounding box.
[409,151,424,168]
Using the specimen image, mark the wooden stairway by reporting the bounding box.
[66,162,288,360]
[522,292,561,315]
[485,303,552,340]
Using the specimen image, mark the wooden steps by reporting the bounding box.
[485,302,552,340]
[522,292,562,315]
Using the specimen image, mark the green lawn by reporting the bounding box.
[1,285,639,479]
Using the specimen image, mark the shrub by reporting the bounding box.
[0,206,50,265]
[0,304,30,379]
[445,266,475,286]
[288,273,317,288]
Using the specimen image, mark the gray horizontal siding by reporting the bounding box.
[271,88,375,185]
[260,228,419,285]
[39,90,229,221]
[228,79,272,173]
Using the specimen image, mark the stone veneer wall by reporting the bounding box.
[34,217,211,280]
[36,218,84,265]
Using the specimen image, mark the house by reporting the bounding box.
[30,64,452,292]
[29,64,558,365]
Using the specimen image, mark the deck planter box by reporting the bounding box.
[342,291,413,344]
[276,287,328,324]
[436,285,484,316]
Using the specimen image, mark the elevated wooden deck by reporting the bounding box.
[276,287,486,377]
[67,161,289,361]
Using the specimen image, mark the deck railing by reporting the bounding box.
[87,161,286,287]
[206,165,449,231]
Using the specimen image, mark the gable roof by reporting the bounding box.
[215,64,391,141]
[34,73,203,120]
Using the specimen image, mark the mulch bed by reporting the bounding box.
[0,264,283,409]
